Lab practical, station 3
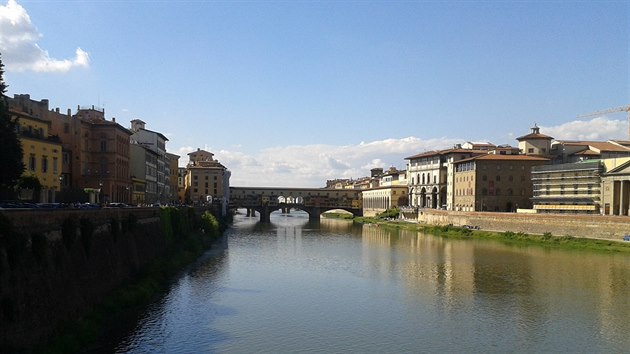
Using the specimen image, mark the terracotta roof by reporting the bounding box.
[574,149,600,156]
[611,140,630,148]
[405,148,487,160]
[454,154,549,164]
[555,140,630,153]
[515,132,553,141]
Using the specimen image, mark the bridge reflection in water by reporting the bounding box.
[229,187,363,222]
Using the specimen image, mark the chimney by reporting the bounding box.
[112,117,116,123]
[67,108,71,116]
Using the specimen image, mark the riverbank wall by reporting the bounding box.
[417,209,629,241]
[0,207,217,352]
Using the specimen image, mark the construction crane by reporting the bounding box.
[577,104,630,140]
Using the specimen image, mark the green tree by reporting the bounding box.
[0,53,24,191]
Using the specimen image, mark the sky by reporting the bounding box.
[1,0,628,187]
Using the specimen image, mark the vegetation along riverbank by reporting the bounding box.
[42,208,230,354]
[323,210,630,253]
[0,206,229,354]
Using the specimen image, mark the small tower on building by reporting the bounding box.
[516,124,553,157]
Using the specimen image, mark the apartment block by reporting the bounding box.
[453,154,549,212]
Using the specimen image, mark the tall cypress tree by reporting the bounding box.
[0,53,25,191]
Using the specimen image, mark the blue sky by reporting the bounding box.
[1,0,628,187]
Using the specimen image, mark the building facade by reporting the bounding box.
[130,119,169,204]
[601,159,630,216]
[453,154,549,212]
[406,147,486,210]
[185,149,230,208]
[531,161,603,214]
[516,125,553,157]
[361,186,408,217]
[12,109,63,202]
[166,152,180,203]
[75,107,132,204]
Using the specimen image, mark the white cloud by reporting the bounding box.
[542,117,627,141]
[177,136,460,188]
[168,117,630,188]
[0,0,89,72]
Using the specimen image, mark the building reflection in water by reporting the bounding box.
[358,222,629,346]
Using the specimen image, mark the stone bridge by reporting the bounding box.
[229,187,363,222]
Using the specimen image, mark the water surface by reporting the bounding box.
[115,210,630,353]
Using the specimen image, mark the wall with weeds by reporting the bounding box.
[0,206,223,352]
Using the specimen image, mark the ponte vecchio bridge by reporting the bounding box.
[229,187,363,222]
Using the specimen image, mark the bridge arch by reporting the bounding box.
[230,187,363,222]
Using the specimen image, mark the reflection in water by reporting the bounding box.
[115,210,630,353]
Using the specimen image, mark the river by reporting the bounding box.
[113,210,630,353]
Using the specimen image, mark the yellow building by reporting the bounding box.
[13,109,63,202]
[361,186,408,217]
[185,149,230,206]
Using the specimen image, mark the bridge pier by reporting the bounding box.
[259,207,271,223]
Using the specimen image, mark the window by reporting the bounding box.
[496,175,500,181]
[482,175,487,181]
[100,140,107,152]
[41,156,48,173]
[53,157,58,173]
[528,148,534,153]
[29,154,36,171]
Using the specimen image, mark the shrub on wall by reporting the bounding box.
[377,208,400,219]
[200,211,220,238]
[159,208,174,242]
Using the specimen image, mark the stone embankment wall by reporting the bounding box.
[0,207,206,351]
[418,209,630,240]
